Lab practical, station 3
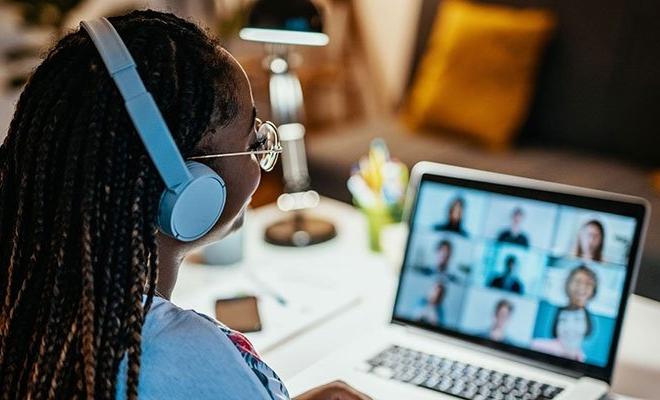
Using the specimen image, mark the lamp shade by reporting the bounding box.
[240,0,329,46]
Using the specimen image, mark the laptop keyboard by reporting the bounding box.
[365,345,564,400]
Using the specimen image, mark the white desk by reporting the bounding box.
[174,198,660,399]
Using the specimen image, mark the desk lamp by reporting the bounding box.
[240,0,336,247]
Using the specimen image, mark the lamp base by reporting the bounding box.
[264,211,336,247]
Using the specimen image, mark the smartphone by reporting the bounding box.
[215,295,262,333]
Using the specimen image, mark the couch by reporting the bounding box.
[306,0,660,300]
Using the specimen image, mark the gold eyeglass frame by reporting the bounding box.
[188,118,282,172]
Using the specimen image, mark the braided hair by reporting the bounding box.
[0,10,239,399]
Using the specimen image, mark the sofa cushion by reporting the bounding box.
[405,0,556,149]
[306,118,660,300]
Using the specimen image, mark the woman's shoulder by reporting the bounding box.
[115,296,289,400]
[143,297,265,364]
[142,296,220,337]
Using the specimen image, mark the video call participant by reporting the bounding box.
[485,299,514,343]
[531,265,598,362]
[496,207,529,248]
[414,240,461,283]
[488,255,524,294]
[434,196,468,237]
[0,11,369,400]
[574,220,605,262]
[415,282,447,326]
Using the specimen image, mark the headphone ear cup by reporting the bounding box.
[158,161,226,241]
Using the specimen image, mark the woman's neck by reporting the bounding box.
[155,234,188,300]
[490,326,505,341]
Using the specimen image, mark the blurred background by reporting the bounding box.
[1,0,658,299]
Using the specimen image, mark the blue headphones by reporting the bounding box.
[81,18,226,242]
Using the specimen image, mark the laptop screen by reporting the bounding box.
[393,170,646,381]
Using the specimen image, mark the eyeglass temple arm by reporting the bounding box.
[188,148,282,160]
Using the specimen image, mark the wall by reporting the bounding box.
[352,0,422,108]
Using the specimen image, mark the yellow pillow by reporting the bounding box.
[405,0,556,149]
[652,171,660,194]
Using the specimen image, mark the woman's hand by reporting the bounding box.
[293,380,372,400]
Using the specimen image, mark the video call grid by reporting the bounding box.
[394,181,638,368]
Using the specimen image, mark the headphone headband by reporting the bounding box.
[81,18,191,190]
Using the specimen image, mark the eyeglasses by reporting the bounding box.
[188,118,282,172]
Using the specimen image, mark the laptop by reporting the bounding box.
[289,161,650,400]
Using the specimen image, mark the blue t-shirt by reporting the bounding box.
[116,296,289,399]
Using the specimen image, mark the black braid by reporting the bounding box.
[0,10,239,399]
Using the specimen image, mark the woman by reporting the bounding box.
[434,197,467,236]
[531,265,597,362]
[435,240,453,274]
[0,10,368,400]
[574,219,605,262]
[486,299,513,343]
[414,282,446,326]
